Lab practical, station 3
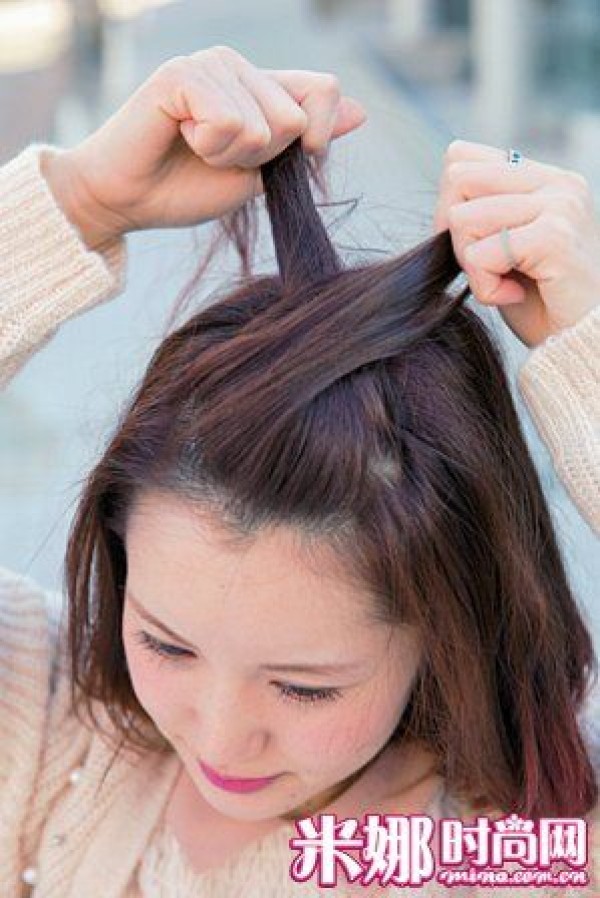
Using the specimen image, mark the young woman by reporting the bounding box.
[0,45,598,897]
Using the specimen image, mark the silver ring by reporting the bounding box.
[500,226,518,269]
[507,147,523,167]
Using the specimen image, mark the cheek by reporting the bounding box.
[310,677,413,765]
[123,636,180,725]
[284,693,391,767]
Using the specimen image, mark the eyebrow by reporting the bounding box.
[125,591,364,675]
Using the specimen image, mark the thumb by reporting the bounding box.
[489,274,528,305]
[331,96,368,139]
[495,275,549,348]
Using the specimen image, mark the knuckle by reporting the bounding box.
[289,106,309,129]
[216,111,245,134]
[319,72,341,98]
[563,190,587,218]
[545,213,575,247]
[566,169,589,193]
[547,191,581,219]
[565,171,594,213]
[157,54,189,80]
[556,212,576,235]
[211,44,241,62]
[244,127,271,152]
[277,108,308,139]
[444,139,466,162]
[279,122,307,148]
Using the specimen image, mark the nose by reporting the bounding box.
[193,679,269,770]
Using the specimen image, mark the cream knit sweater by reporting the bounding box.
[0,145,598,898]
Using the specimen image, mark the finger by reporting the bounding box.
[261,68,360,154]
[433,140,510,235]
[433,157,559,234]
[449,193,540,270]
[448,193,541,240]
[177,74,258,162]
[231,63,309,165]
[444,138,510,164]
[222,68,365,163]
[328,96,368,140]
[260,69,368,140]
[158,68,249,160]
[196,66,276,168]
[463,216,546,306]
[448,193,540,304]
[206,60,363,166]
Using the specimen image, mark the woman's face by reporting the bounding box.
[122,489,422,823]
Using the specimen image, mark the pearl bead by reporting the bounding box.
[21,866,38,885]
[68,767,83,785]
[51,833,67,847]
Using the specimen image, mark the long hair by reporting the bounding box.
[63,137,598,819]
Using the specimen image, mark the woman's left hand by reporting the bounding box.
[433,139,600,348]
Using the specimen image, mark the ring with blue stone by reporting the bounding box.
[507,148,523,166]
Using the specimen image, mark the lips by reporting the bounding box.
[198,759,280,793]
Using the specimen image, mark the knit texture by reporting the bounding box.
[517,310,600,533]
[0,144,598,897]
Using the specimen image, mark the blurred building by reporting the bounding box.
[0,0,74,160]
[0,0,178,162]
[3,0,600,170]
[381,0,600,181]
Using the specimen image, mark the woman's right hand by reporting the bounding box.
[45,45,367,249]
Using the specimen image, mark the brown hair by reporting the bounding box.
[64,137,597,818]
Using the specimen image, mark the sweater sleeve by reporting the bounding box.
[0,142,128,391]
[517,304,600,535]
[0,145,128,890]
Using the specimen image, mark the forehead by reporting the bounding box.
[124,490,380,639]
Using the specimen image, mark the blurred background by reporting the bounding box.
[0,0,599,650]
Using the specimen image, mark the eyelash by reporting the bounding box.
[132,630,343,706]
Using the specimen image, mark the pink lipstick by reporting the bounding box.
[199,760,280,793]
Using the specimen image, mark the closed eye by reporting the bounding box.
[132,630,343,706]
